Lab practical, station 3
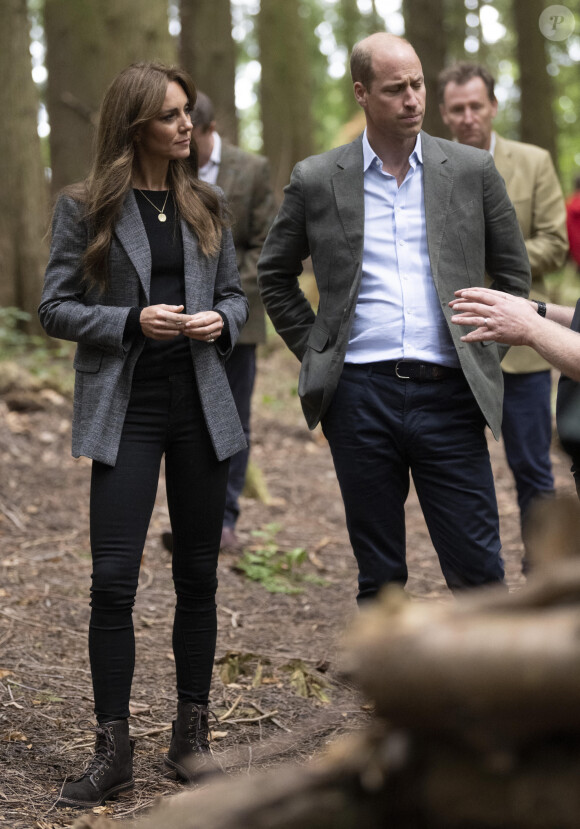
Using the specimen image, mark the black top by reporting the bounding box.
[132,189,192,379]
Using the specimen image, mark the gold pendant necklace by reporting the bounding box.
[137,189,170,222]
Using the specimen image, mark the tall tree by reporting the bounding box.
[512,0,558,165]
[403,0,447,136]
[179,0,237,144]
[45,0,175,194]
[259,0,314,196]
[0,0,48,331]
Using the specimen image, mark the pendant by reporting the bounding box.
[158,213,167,223]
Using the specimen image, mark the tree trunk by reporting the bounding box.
[335,0,367,120]
[45,0,175,194]
[0,0,48,332]
[179,0,237,144]
[259,0,314,197]
[403,0,447,137]
[512,0,558,165]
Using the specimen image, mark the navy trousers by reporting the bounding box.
[89,372,229,723]
[321,362,504,601]
[223,344,257,528]
[502,370,555,524]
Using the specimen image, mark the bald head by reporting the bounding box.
[350,33,419,91]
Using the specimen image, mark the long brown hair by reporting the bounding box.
[69,62,226,290]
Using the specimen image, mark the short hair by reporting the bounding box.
[350,41,375,89]
[437,62,496,105]
[192,91,215,132]
[350,34,412,90]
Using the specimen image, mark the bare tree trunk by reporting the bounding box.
[335,0,367,120]
[512,0,559,166]
[45,0,175,194]
[443,0,468,63]
[403,0,447,137]
[179,0,237,144]
[259,0,314,197]
[0,0,48,332]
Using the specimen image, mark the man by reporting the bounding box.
[165,92,276,552]
[439,63,568,564]
[258,33,531,602]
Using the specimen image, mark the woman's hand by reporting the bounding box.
[183,311,224,343]
[139,304,188,340]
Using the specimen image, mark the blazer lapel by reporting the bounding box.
[115,190,152,300]
[492,134,514,188]
[216,143,239,199]
[422,131,453,285]
[332,137,365,261]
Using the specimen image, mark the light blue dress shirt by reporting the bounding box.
[198,131,221,185]
[344,130,459,368]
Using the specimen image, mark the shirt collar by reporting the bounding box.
[488,131,496,157]
[209,131,221,165]
[362,128,422,173]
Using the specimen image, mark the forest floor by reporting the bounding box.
[0,337,576,829]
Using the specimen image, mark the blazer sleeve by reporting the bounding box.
[38,195,132,355]
[483,153,531,300]
[211,224,249,358]
[525,150,568,278]
[237,156,277,303]
[257,162,316,361]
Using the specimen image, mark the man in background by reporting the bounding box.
[164,92,276,552]
[439,63,568,568]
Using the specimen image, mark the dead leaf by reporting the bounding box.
[2,731,27,742]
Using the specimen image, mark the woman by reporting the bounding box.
[39,62,248,808]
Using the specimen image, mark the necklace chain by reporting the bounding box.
[137,189,170,223]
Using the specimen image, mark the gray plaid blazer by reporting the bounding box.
[39,189,248,466]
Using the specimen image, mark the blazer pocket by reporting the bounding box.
[307,322,329,352]
[73,345,103,373]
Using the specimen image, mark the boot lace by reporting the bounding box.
[80,723,116,781]
[186,704,217,753]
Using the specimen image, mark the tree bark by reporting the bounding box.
[179,0,237,144]
[0,0,48,332]
[512,0,558,165]
[45,0,175,194]
[258,0,314,197]
[403,0,447,137]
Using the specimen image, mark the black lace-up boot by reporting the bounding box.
[57,719,134,808]
[165,702,217,781]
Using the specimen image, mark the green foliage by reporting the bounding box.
[234,522,327,594]
[0,307,74,395]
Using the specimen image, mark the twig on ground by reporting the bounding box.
[218,694,243,722]
[249,701,292,733]
[220,605,241,627]
[226,710,279,725]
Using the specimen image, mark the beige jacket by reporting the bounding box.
[493,134,568,373]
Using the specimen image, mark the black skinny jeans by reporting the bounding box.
[89,371,229,723]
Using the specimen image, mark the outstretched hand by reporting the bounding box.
[449,288,538,346]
